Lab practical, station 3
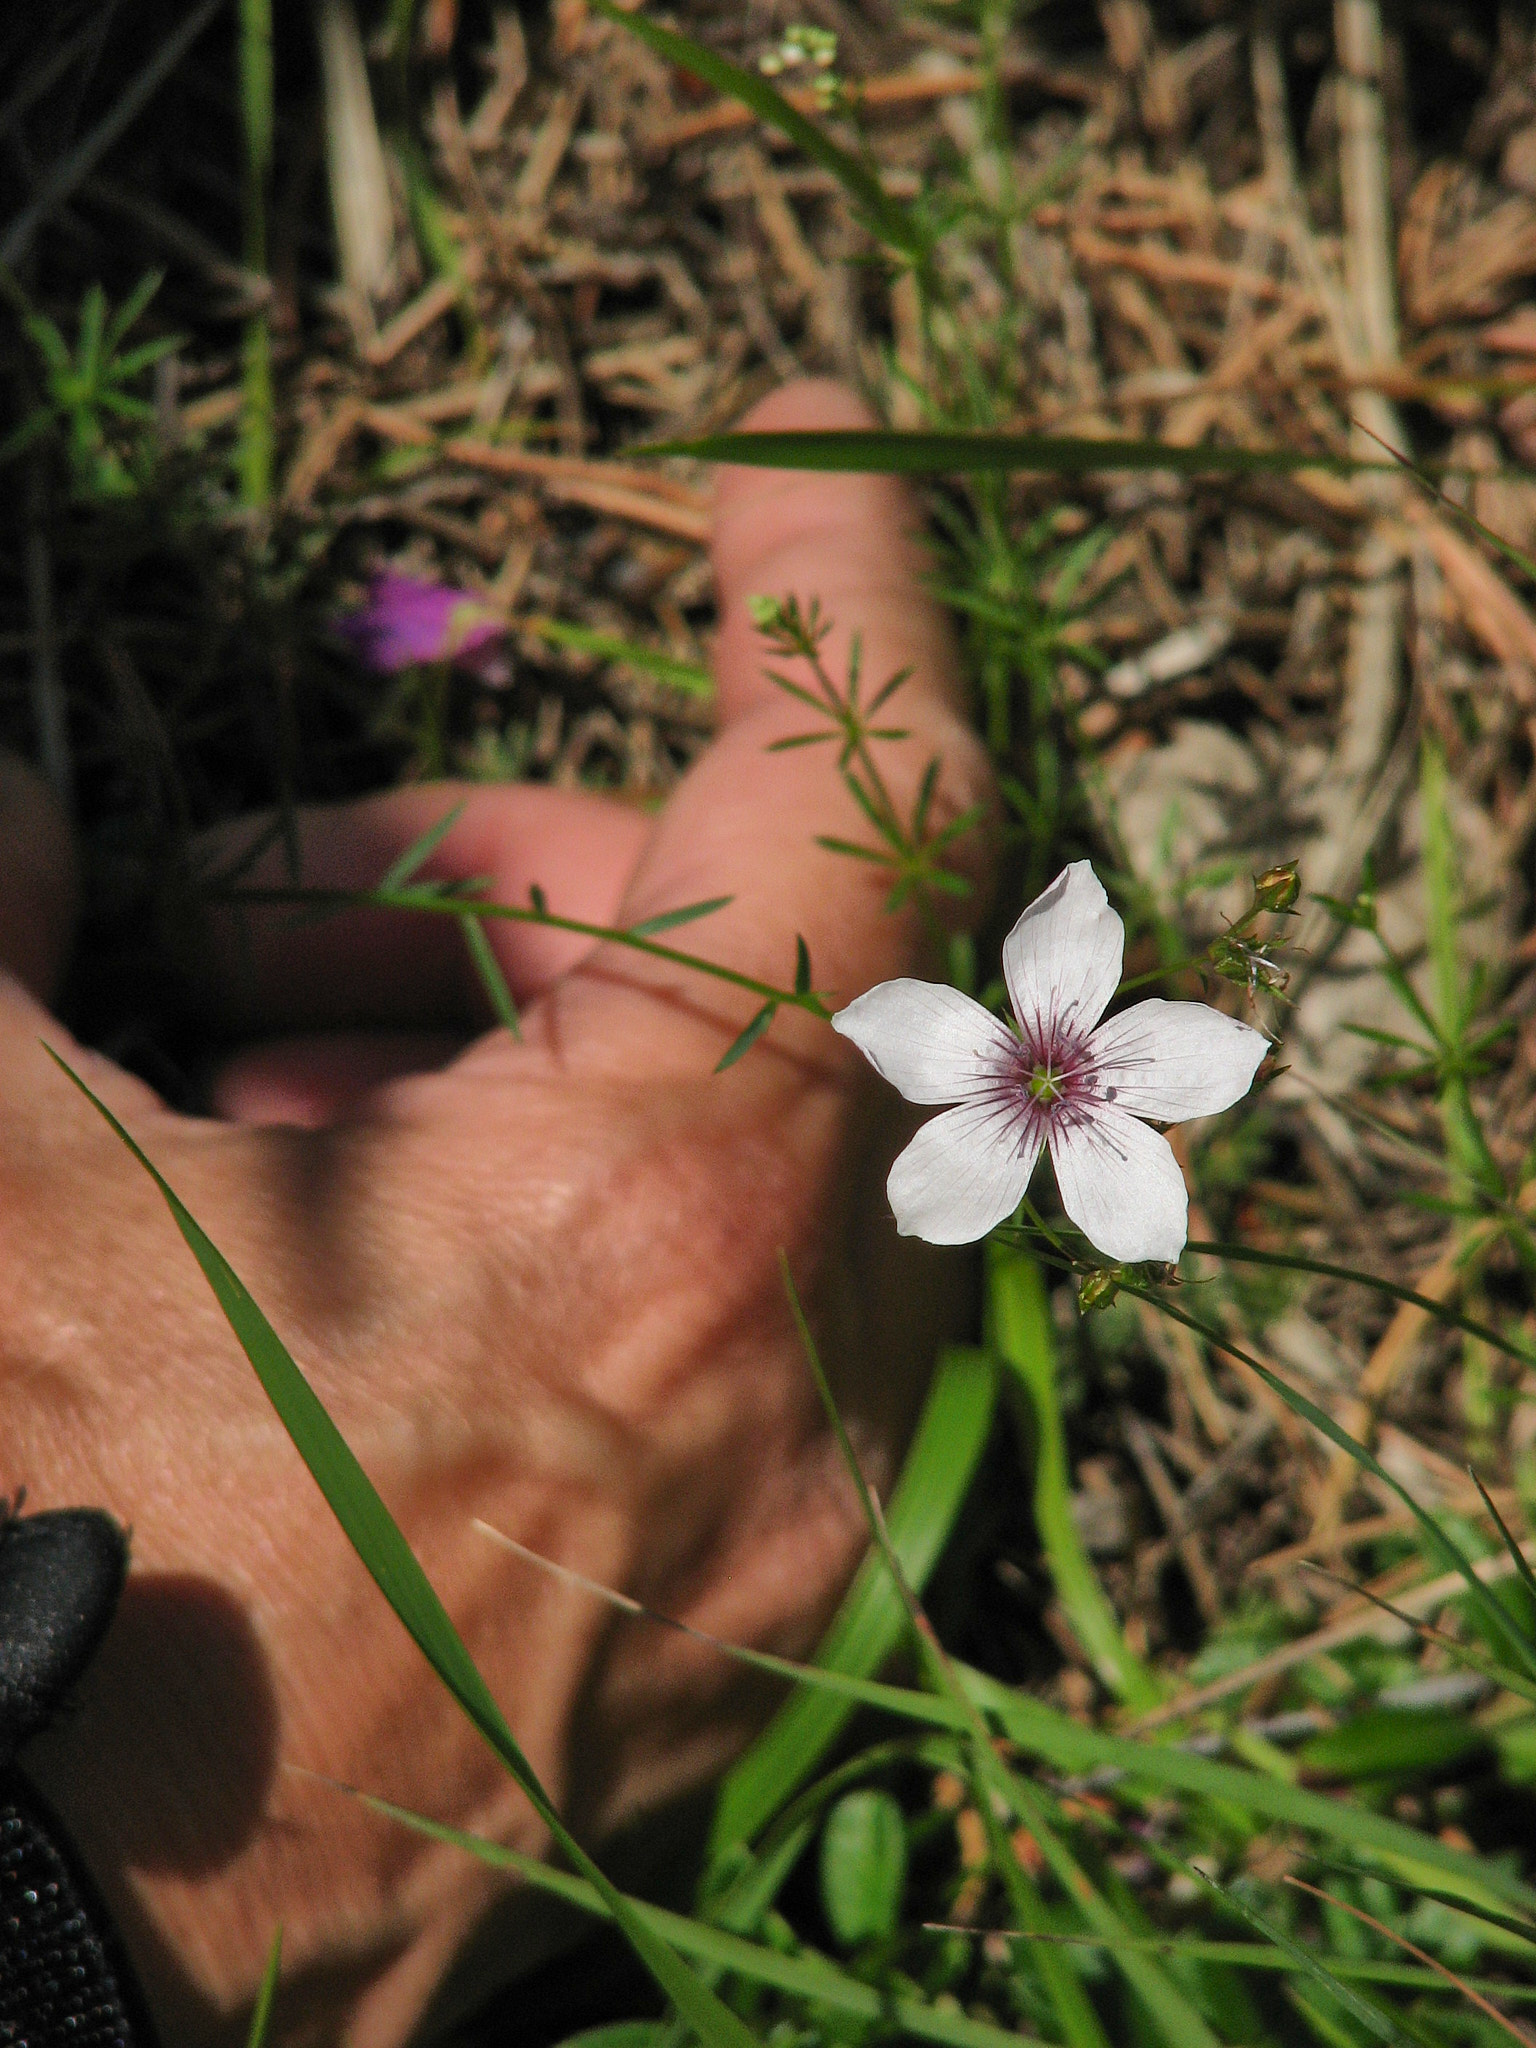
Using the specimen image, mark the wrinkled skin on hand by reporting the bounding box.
[0,384,996,2048]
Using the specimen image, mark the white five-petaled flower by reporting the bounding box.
[831,861,1269,1261]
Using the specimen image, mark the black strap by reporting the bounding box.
[0,1504,159,2048]
[0,1767,159,2048]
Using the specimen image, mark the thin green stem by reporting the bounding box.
[223,884,830,1021]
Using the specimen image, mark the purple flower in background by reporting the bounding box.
[337,571,510,685]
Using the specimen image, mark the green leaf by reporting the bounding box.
[24,311,72,377]
[765,731,838,752]
[819,1789,906,1946]
[52,1053,761,2048]
[989,1246,1160,1708]
[245,1926,282,2048]
[378,802,467,893]
[793,935,811,997]
[866,664,912,716]
[590,3,918,257]
[103,268,165,355]
[77,282,105,383]
[714,1002,776,1072]
[710,1345,996,1855]
[813,835,893,866]
[458,912,521,1038]
[109,332,184,381]
[636,428,1399,480]
[0,409,54,467]
[627,896,734,939]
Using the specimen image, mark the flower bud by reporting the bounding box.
[1252,862,1300,914]
[1078,1268,1123,1314]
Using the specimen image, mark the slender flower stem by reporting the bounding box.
[221,884,831,1020]
[1186,1239,1534,1367]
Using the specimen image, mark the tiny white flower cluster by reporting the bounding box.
[833,862,1268,1262]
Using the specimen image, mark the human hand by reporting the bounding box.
[1,381,995,2048]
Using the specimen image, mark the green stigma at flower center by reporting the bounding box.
[1028,1062,1064,1104]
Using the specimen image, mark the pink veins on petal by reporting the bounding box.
[831,860,1271,1259]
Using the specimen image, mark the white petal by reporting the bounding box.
[1002,861,1123,1050]
[832,980,1018,1105]
[1048,1108,1188,1263]
[887,1100,1043,1245]
[1087,999,1269,1123]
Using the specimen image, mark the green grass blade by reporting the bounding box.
[458,912,521,1037]
[963,1668,1536,1917]
[1470,1469,1536,1615]
[245,1926,283,2048]
[53,1054,761,2048]
[530,618,713,699]
[988,1246,1160,1708]
[589,3,917,258]
[635,428,1397,480]
[1188,1868,1411,2048]
[709,1345,996,1856]
[1302,1576,1536,1709]
[359,1796,1047,2048]
[931,1932,1536,2002]
[1373,1881,1536,1954]
[1186,1240,1535,1369]
[782,1271,1216,2048]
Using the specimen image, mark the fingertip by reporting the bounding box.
[713,377,879,520]
[0,752,77,1003]
[708,380,960,729]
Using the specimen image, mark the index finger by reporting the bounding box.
[550,382,996,1075]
